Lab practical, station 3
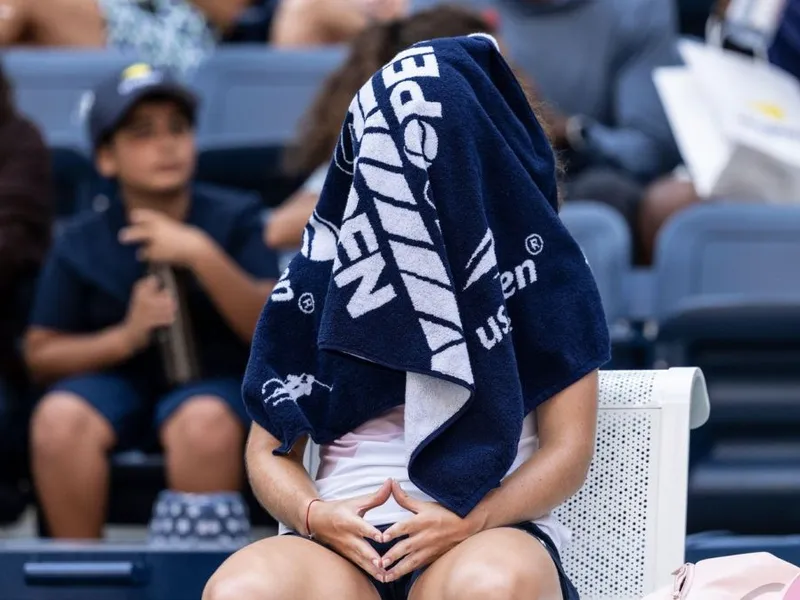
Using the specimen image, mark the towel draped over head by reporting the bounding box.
[243,33,610,516]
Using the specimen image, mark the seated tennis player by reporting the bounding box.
[205,33,610,600]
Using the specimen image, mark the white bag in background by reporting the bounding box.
[654,39,800,203]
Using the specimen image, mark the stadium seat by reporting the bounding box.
[560,201,646,368]
[0,541,230,600]
[193,47,345,205]
[4,50,135,153]
[194,47,345,146]
[686,532,800,566]
[560,201,630,325]
[652,203,800,534]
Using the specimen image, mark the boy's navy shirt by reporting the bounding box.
[30,184,279,383]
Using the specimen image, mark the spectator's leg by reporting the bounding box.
[564,166,646,262]
[159,395,245,492]
[270,0,367,46]
[30,394,115,538]
[25,0,105,47]
[30,374,145,539]
[204,536,381,600]
[0,0,28,45]
[408,527,562,600]
[638,175,700,265]
[564,167,644,230]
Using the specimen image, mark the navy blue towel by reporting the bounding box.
[243,34,610,517]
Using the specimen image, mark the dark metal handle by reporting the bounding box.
[24,561,145,586]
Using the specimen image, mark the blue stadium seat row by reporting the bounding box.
[6,47,347,213]
[563,202,800,535]
[5,47,346,153]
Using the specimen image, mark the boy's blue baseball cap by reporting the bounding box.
[88,63,199,149]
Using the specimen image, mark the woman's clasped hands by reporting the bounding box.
[307,479,482,583]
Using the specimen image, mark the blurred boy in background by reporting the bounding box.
[24,64,278,539]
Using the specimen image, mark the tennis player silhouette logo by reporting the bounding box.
[262,374,332,407]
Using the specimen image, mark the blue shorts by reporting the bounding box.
[48,373,247,449]
[286,521,578,600]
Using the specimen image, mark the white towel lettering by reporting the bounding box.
[477,305,512,350]
[332,46,472,384]
[271,269,294,303]
[301,212,339,263]
[390,80,443,124]
[501,259,538,300]
[339,213,380,261]
[471,232,543,350]
[334,252,397,318]
[382,51,440,88]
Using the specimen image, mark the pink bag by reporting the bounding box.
[642,553,800,600]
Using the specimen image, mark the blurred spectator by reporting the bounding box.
[496,0,681,241]
[0,60,53,495]
[271,0,408,47]
[0,0,407,69]
[0,0,256,73]
[24,63,279,539]
[265,4,494,249]
[640,0,795,264]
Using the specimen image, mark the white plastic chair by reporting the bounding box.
[556,368,709,600]
[304,368,710,600]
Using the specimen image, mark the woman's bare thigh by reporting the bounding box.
[409,527,562,600]
[204,535,381,600]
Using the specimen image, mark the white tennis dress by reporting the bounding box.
[281,404,570,553]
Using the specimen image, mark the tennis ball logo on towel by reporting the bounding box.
[301,211,339,263]
[404,118,438,169]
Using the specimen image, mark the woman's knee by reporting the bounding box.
[161,396,244,458]
[31,393,114,460]
[442,558,540,600]
[203,570,284,600]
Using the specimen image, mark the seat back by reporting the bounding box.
[5,50,135,152]
[653,204,800,535]
[194,47,346,147]
[653,203,800,318]
[560,201,631,325]
[555,368,707,599]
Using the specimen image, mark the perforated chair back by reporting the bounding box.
[654,203,800,318]
[560,202,631,325]
[305,368,709,600]
[555,368,707,599]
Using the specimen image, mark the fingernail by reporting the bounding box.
[372,558,380,568]
[374,533,383,543]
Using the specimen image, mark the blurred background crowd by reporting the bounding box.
[0,0,799,577]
